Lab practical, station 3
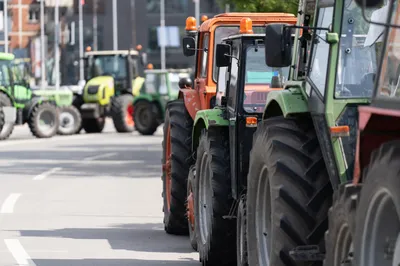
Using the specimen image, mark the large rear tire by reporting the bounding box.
[0,93,14,140]
[28,102,59,138]
[57,105,82,135]
[111,94,135,133]
[162,99,194,235]
[194,128,236,265]
[247,116,332,266]
[134,100,159,135]
[82,117,105,133]
[354,141,400,266]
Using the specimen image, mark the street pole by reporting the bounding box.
[93,0,98,50]
[130,0,136,47]
[40,0,46,88]
[194,0,200,27]
[112,0,118,50]
[79,0,84,82]
[4,0,8,53]
[160,0,165,69]
[55,0,60,90]
[18,0,21,48]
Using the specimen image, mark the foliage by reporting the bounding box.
[217,0,299,15]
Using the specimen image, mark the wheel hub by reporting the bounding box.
[60,111,74,128]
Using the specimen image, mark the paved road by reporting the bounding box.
[0,120,199,265]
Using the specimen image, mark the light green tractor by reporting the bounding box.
[133,68,192,135]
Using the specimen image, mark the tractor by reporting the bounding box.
[133,67,192,135]
[239,0,385,265]
[0,53,64,139]
[161,12,297,243]
[73,46,147,133]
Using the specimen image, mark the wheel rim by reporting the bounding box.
[255,166,270,266]
[334,224,353,266]
[187,176,195,232]
[136,106,150,129]
[198,151,213,245]
[359,188,400,266]
[38,110,56,135]
[126,104,134,126]
[59,111,75,131]
[165,124,172,211]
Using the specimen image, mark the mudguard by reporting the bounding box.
[83,76,115,105]
[179,88,201,121]
[192,108,229,152]
[0,88,15,106]
[262,87,308,119]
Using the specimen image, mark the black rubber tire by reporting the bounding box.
[134,100,159,135]
[237,196,248,266]
[72,94,84,134]
[0,107,5,133]
[324,183,360,266]
[82,117,105,133]
[28,102,59,138]
[187,165,198,251]
[247,116,332,266]
[162,99,194,235]
[354,141,400,266]
[0,93,14,140]
[194,128,236,265]
[57,105,82,135]
[111,94,135,133]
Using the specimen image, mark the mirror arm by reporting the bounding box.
[287,25,331,32]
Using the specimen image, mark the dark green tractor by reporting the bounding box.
[133,68,192,135]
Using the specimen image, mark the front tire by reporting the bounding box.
[194,128,236,265]
[354,141,400,266]
[247,116,332,266]
[28,102,59,138]
[57,105,82,135]
[134,100,159,135]
[111,94,135,133]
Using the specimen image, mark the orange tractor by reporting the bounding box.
[161,12,297,242]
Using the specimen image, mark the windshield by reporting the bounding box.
[212,25,265,82]
[243,45,290,113]
[0,61,12,87]
[90,55,128,80]
[335,1,385,98]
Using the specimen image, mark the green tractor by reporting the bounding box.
[133,68,192,135]
[74,48,147,133]
[0,53,64,139]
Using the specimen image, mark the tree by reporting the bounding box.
[217,0,299,15]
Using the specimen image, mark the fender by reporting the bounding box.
[192,108,229,152]
[262,87,309,120]
[178,88,201,121]
[0,88,15,106]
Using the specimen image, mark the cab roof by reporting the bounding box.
[85,50,139,57]
[199,12,297,32]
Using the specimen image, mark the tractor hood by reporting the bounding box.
[85,76,114,89]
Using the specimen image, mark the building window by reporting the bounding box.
[147,0,189,14]
[28,6,40,23]
[147,26,185,53]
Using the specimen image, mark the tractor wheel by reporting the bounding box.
[134,100,159,135]
[0,108,4,133]
[28,102,59,138]
[324,183,360,266]
[187,166,197,251]
[0,93,14,140]
[246,116,332,266]
[194,128,236,265]
[237,196,248,266]
[111,94,135,133]
[82,117,105,133]
[162,99,194,235]
[354,141,400,266]
[57,105,82,135]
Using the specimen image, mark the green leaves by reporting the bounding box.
[217,0,299,14]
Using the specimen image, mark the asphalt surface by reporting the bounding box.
[0,119,199,266]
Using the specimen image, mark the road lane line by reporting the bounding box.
[4,239,36,266]
[32,167,62,181]
[83,152,117,161]
[1,193,21,214]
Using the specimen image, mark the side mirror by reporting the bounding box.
[265,23,292,68]
[182,36,196,57]
[355,0,383,7]
[216,44,231,67]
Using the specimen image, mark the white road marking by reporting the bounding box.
[4,239,36,266]
[0,134,92,147]
[83,152,117,161]
[1,193,21,214]
[32,167,62,181]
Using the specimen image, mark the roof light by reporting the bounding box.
[185,16,197,31]
[201,15,208,22]
[246,117,257,127]
[330,125,350,137]
[240,17,253,34]
[147,63,154,69]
